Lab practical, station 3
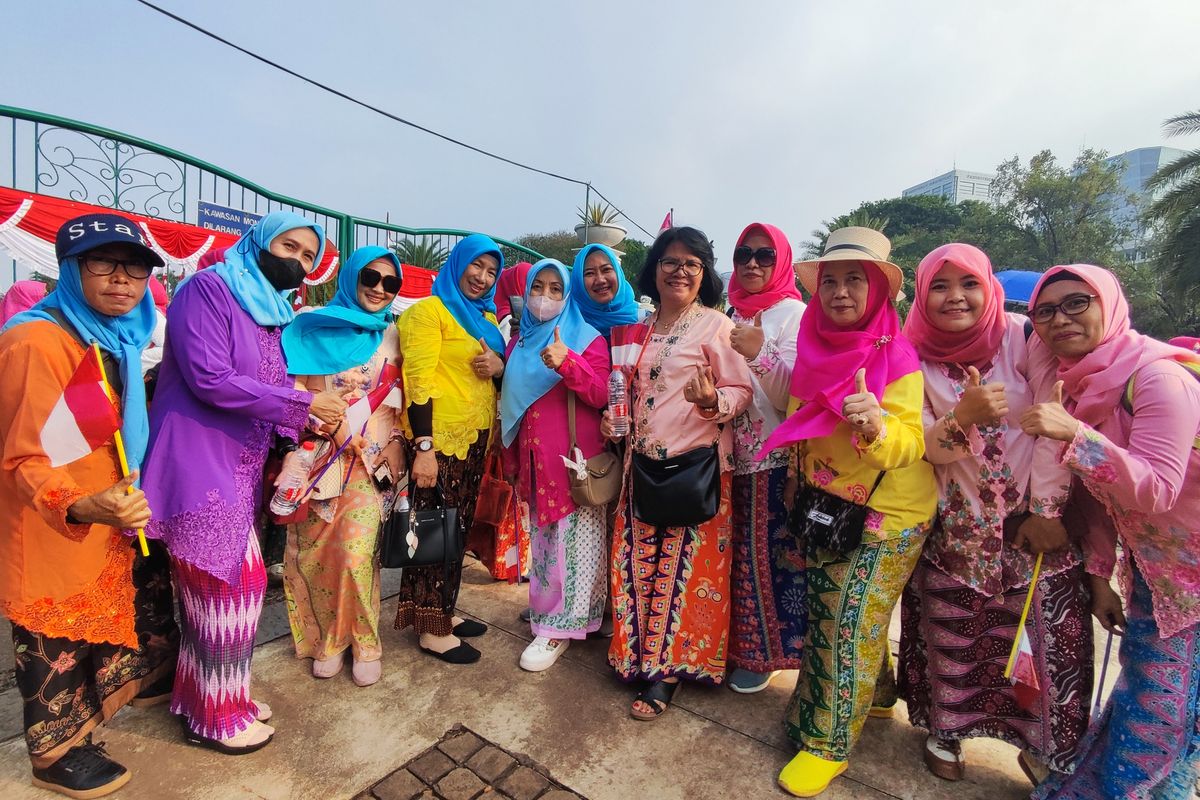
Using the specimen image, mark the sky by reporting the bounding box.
[3,0,1200,276]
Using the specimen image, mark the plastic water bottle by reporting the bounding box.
[269,441,317,516]
[396,490,410,513]
[608,370,630,437]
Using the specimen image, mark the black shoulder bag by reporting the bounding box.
[789,472,886,557]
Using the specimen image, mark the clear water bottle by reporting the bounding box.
[396,489,410,513]
[608,370,630,437]
[269,441,317,516]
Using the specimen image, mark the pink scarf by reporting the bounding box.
[761,262,919,452]
[727,222,803,318]
[1030,264,1199,426]
[494,261,532,320]
[149,276,169,316]
[0,280,47,326]
[904,243,1006,368]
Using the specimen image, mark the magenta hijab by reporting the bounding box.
[761,261,920,452]
[494,261,532,320]
[727,222,803,318]
[1029,264,1199,426]
[904,243,1007,368]
[0,280,48,326]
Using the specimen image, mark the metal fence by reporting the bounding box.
[0,105,544,286]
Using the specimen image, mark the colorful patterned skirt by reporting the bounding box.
[284,460,384,663]
[609,471,734,685]
[171,533,266,740]
[730,466,806,672]
[394,433,489,637]
[899,557,1093,772]
[785,524,927,761]
[529,504,608,639]
[1032,561,1200,799]
[12,540,178,767]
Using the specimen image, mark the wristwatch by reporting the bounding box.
[415,438,434,452]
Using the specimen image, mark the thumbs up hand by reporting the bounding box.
[683,363,719,413]
[472,337,505,379]
[953,365,1010,429]
[1020,380,1081,442]
[729,310,766,360]
[540,325,570,371]
[842,367,883,441]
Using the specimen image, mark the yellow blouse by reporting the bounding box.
[396,296,498,457]
[792,370,936,538]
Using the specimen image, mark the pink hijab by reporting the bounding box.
[148,276,169,316]
[1029,264,1200,426]
[904,243,1006,368]
[196,246,227,270]
[1170,336,1200,353]
[494,261,532,320]
[0,281,47,326]
[727,222,803,318]
[761,261,920,452]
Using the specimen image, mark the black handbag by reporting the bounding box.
[631,443,720,528]
[789,472,886,557]
[380,486,461,571]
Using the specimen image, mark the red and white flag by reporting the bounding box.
[378,364,404,410]
[40,347,121,467]
[658,210,673,233]
[346,379,399,434]
[609,322,651,371]
[1009,624,1041,709]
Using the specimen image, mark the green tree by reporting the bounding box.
[991,149,1132,267]
[1144,109,1200,310]
[802,208,892,259]
[501,230,577,268]
[618,238,648,288]
[391,237,450,271]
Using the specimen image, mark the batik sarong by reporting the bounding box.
[529,504,607,639]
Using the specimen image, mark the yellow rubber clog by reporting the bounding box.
[777,750,848,797]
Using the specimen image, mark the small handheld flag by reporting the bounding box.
[39,346,121,468]
[345,379,399,435]
[609,322,651,372]
[1004,552,1044,709]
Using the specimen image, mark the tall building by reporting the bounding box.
[902,169,996,205]
[1104,146,1187,261]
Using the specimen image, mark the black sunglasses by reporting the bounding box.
[732,246,777,268]
[359,267,401,295]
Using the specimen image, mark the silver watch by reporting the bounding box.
[415,438,434,452]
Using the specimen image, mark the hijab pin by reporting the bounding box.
[873,335,893,349]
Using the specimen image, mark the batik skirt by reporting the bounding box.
[729,465,806,672]
[899,557,1093,772]
[529,504,608,639]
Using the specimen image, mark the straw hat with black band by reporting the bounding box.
[794,226,905,300]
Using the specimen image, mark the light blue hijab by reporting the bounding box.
[3,256,157,473]
[281,245,401,376]
[208,211,326,328]
[431,234,505,353]
[500,259,601,447]
[569,243,639,337]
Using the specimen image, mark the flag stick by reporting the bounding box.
[1004,551,1044,678]
[90,343,150,557]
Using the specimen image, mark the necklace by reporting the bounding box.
[654,304,691,334]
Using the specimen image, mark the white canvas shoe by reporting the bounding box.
[519,636,570,672]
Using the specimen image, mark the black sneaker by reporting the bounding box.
[31,740,131,799]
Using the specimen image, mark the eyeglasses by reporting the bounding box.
[658,257,705,277]
[732,246,777,269]
[81,255,152,280]
[1029,294,1098,325]
[359,267,401,295]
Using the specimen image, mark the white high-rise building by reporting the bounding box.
[902,169,996,205]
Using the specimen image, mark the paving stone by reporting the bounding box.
[371,768,428,800]
[408,748,456,784]
[539,792,580,800]
[438,729,486,763]
[496,766,550,800]
[436,767,487,800]
[466,745,517,783]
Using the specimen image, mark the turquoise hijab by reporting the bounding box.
[499,259,601,447]
[3,256,157,473]
[210,211,326,328]
[432,234,505,353]
[281,245,401,376]
[569,243,639,337]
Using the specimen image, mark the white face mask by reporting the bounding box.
[526,295,564,323]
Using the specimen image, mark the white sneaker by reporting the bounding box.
[519,636,569,672]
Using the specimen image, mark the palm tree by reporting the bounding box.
[391,237,450,271]
[801,210,890,258]
[1145,109,1200,291]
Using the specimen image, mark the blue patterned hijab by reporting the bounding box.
[431,234,505,353]
[281,245,401,376]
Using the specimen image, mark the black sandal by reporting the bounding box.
[452,619,488,638]
[631,679,680,721]
[420,641,481,664]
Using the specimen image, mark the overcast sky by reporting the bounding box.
[4,0,1200,269]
